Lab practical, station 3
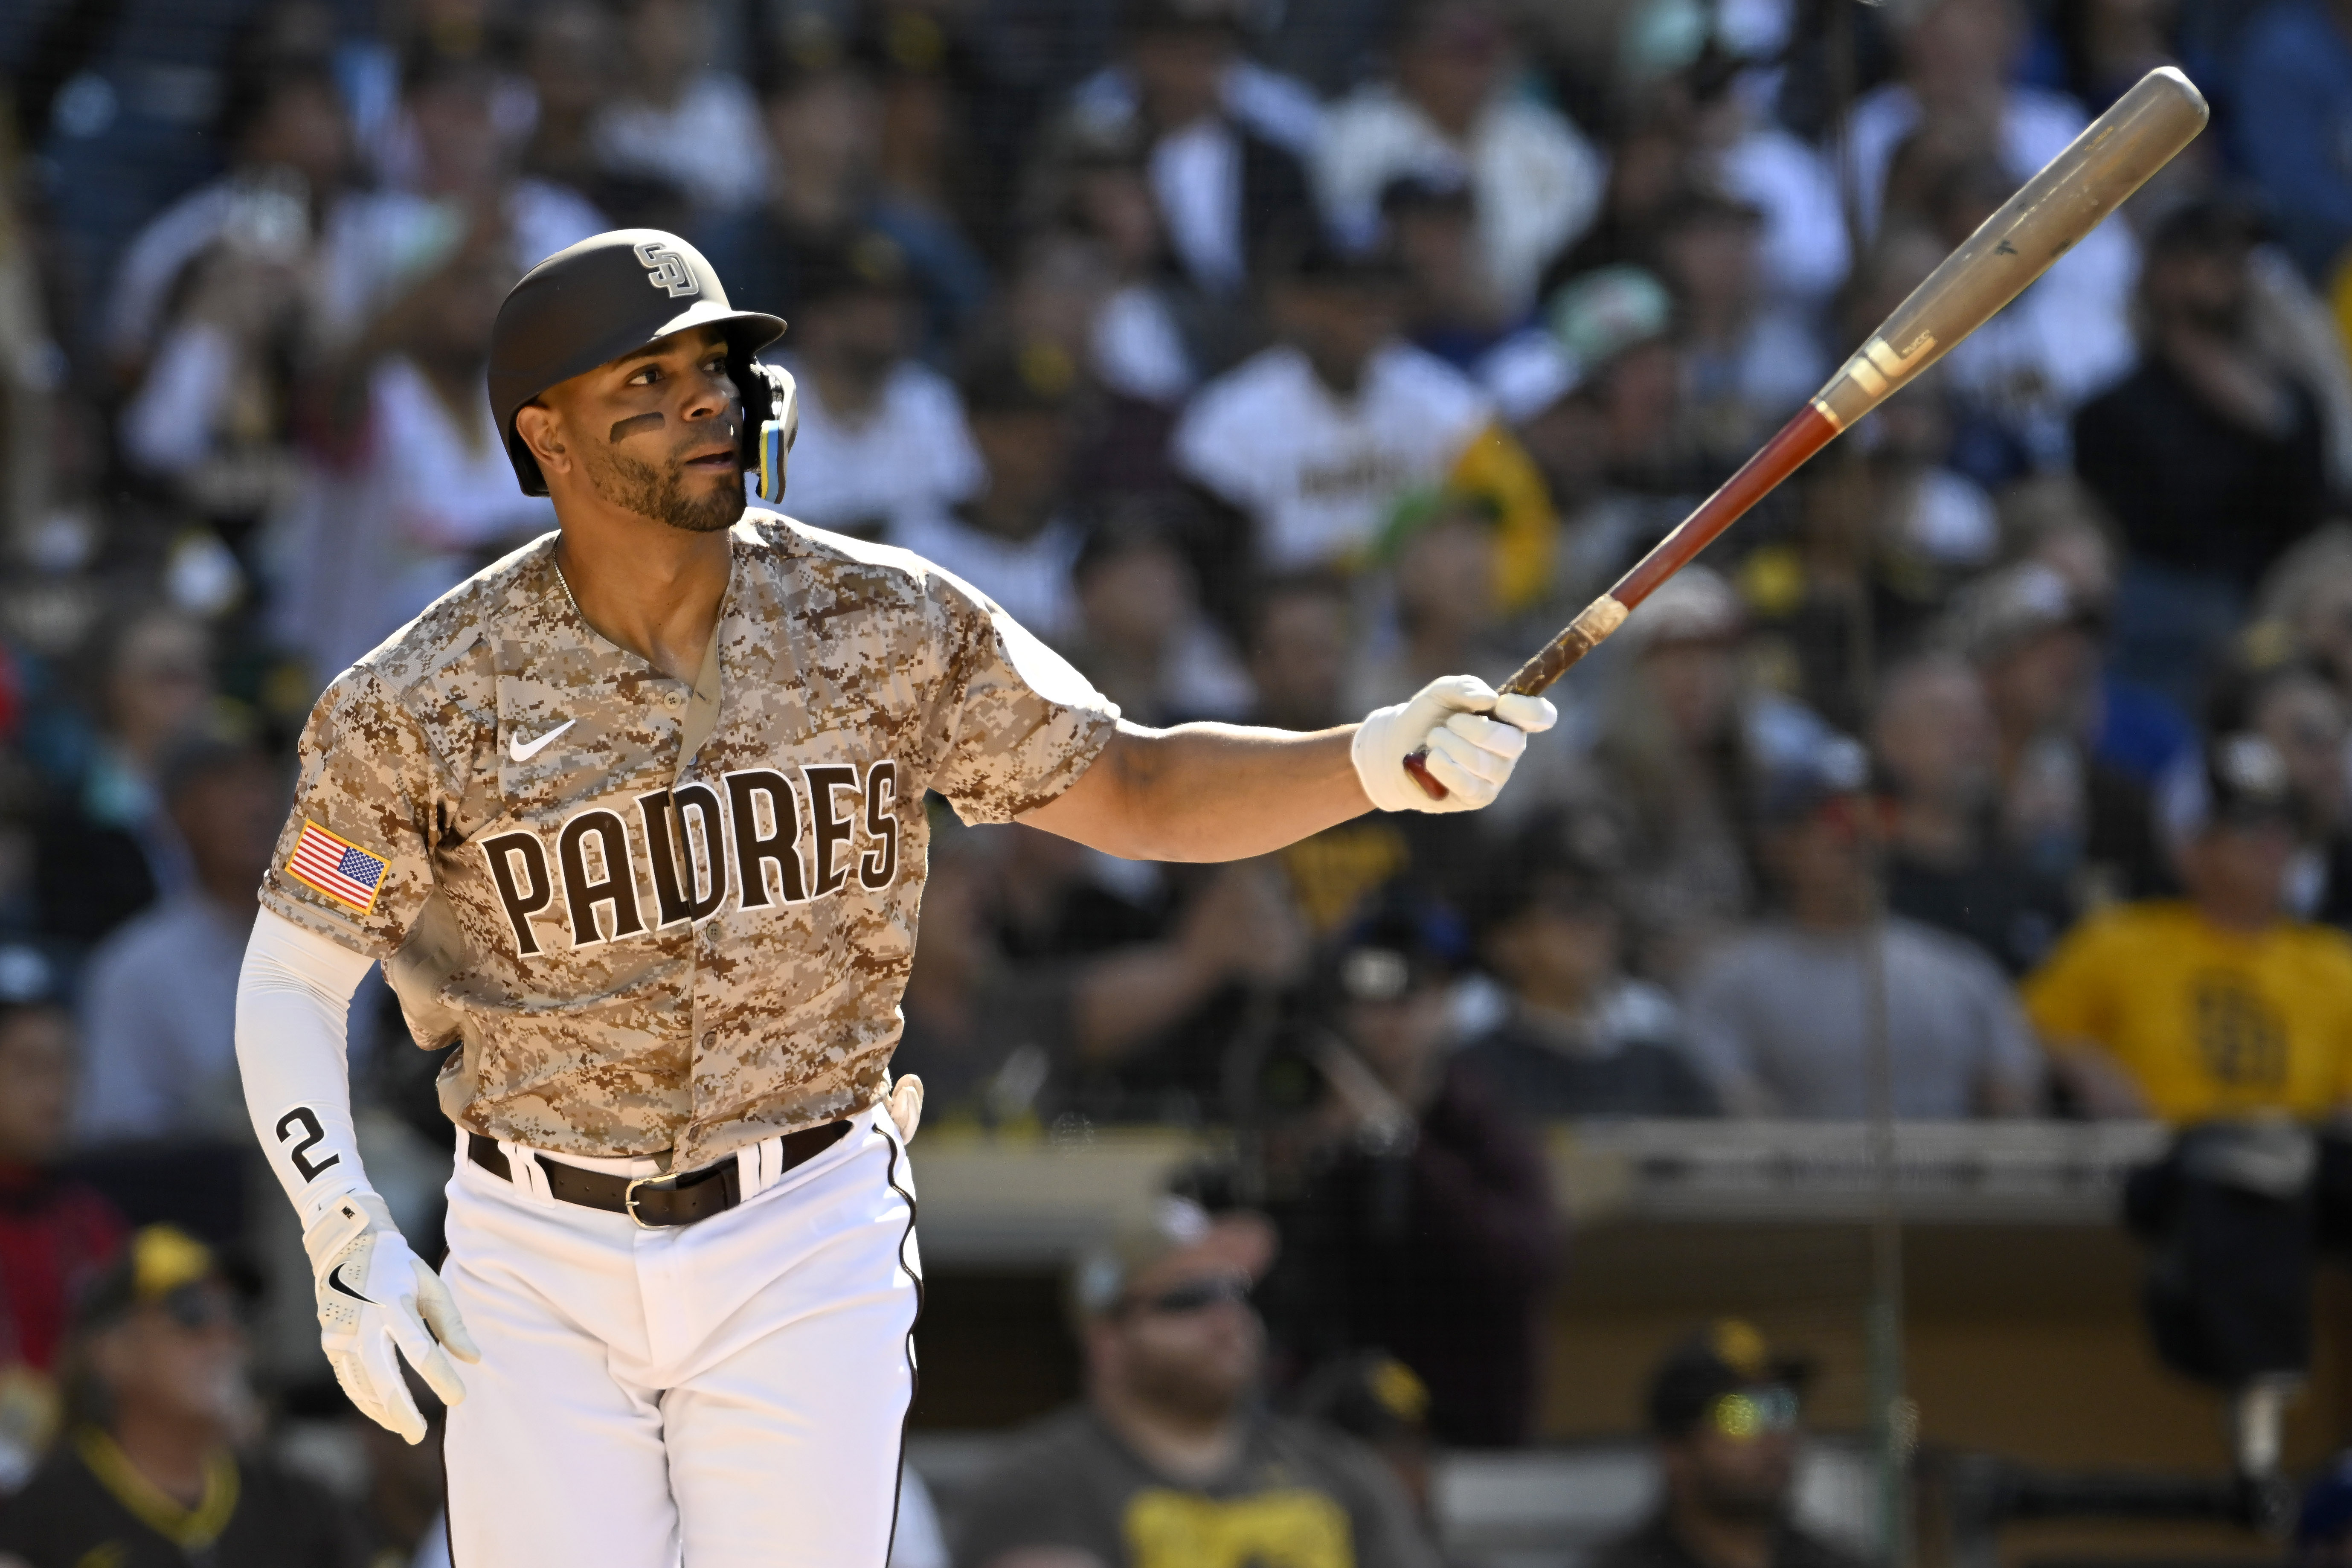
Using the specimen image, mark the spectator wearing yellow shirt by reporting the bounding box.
[2025,733,2352,1123]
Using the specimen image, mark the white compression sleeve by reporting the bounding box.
[237,906,383,1231]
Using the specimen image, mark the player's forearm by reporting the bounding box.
[237,908,381,1228]
[1024,722,1369,862]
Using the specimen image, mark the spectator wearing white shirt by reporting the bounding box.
[1316,0,1605,316]
[767,229,982,540]
[113,62,350,534]
[1687,62,1850,323]
[273,235,554,679]
[1061,502,1256,726]
[1652,186,1827,459]
[891,340,1092,644]
[1844,0,2136,469]
[1048,0,1319,308]
[75,735,283,1147]
[312,53,606,348]
[104,60,351,380]
[592,0,769,214]
[1173,232,1543,625]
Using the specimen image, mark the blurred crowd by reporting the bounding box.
[13,0,2352,1556]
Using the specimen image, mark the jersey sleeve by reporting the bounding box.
[928,580,1121,825]
[256,664,440,959]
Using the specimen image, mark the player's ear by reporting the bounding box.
[514,401,571,479]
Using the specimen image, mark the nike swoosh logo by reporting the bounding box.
[328,1263,375,1305]
[509,719,577,763]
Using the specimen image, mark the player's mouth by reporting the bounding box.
[681,445,738,473]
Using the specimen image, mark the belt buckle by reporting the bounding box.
[622,1173,678,1228]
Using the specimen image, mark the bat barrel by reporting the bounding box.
[1811,67,2208,433]
[1492,67,2208,705]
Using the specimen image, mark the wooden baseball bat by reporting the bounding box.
[1405,65,2209,799]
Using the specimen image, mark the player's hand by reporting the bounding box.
[887,1074,924,1144]
[1350,675,1556,813]
[303,1193,479,1443]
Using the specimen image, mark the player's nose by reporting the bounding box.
[680,361,738,424]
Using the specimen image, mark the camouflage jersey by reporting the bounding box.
[258,510,1120,1167]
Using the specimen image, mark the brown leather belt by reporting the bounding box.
[465,1122,851,1228]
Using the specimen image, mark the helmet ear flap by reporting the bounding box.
[734,357,799,504]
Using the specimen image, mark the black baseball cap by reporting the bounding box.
[792,229,914,307]
[488,229,787,496]
[1647,1318,1814,1437]
[2165,732,2301,840]
[74,1225,235,1335]
[1295,1352,1434,1446]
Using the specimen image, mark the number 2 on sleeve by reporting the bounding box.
[275,1106,341,1182]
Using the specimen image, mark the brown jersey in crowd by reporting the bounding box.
[258,511,1119,1167]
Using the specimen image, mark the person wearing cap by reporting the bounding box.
[1576,567,1774,982]
[1459,816,1715,1119]
[888,337,1091,643]
[75,732,284,1147]
[1171,225,1556,614]
[1060,502,1256,728]
[1292,1352,1439,1518]
[1681,732,2044,1119]
[589,0,769,215]
[955,1196,1437,1568]
[31,610,219,950]
[1870,652,2075,977]
[234,228,1554,1561]
[1050,0,1320,304]
[1651,186,1824,462]
[1844,0,2138,409]
[1342,486,1521,720]
[0,959,126,1491]
[279,221,559,680]
[746,227,983,539]
[2025,732,2352,1123]
[1315,0,1603,317]
[0,1226,363,1567]
[2073,195,2333,711]
[1589,1320,1864,1568]
[1382,169,1516,369]
[1267,906,1555,1447]
[1952,560,2169,906]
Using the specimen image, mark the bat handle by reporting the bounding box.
[1404,749,1446,800]
[1394,594,1632,803]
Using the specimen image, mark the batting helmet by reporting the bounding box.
[487,229,797,501]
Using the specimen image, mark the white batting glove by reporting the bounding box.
[1351,674,1558,813]
[887,1074,924,1143]
[303,1193,479,1444]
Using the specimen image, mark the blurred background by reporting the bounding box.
[11,0,2352,1562]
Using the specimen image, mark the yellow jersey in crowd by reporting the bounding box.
[2023,901,2352,1124]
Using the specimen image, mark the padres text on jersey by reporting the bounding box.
[259,513,1119,1167]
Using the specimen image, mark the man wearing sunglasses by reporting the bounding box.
[956,1196,1436,1568]
[1591,1320,1863,1568]
[0,1225,363,1568]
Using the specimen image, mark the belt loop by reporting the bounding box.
[497,1138,556,1204]
[735,1134,781,1201]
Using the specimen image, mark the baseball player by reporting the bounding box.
[232,229,1553,1562]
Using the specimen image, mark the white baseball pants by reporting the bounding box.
[438,1105,921,1565]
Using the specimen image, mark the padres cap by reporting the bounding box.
[488,229,787,496]
[1646,1318,1814,1437]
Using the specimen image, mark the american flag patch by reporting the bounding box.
[285,820,389,915]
